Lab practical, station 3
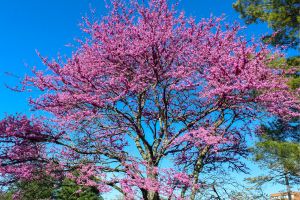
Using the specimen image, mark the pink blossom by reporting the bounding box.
[1,0,299,199]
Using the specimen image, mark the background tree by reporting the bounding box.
[12,178,55,200]
[233,0,300,49]
[233,2,299,198]
[0,0,299,199]
[232,0,300,90]
[0,191,13,200]
[57,178,103,200]
[233,0,300,88]
[0,176,104,200]
[247,119,300,200]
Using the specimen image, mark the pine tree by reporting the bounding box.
[233,0,300,49]
[248,119,300,200]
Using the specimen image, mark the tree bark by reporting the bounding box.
[284,172,292,200]
[147,167,160,200]
[148,191,160,200]
[190,146,209,200]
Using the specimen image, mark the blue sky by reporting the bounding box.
[0,0,296,198]
[0,0,275,117]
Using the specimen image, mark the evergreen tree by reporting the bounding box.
[233,0,300,49]
[233,2,300,194]
[248,119,300,200]
[0,191,13,200]
[248,57,299,200]
[1,177,104,200]
[57,178,103,200]
[233,0,300,88]
[15,178,55,200]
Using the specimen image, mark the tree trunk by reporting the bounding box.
[147,167,160,200]
[148,191,160,200]
[190,146,209,200]
[284,172,292,200]
[190,176,199,200]
[141,189,149,200]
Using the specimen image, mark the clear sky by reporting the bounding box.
[0,0,274,119]
[0,0,296,198]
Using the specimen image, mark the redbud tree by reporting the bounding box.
[0,0,299,199]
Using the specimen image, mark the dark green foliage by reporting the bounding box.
[288,76,300,90]
[286,56,300,90]
[57,178,103,200]
[0,191,13,200]
[15,178,55,200]
[266,55,300,90]
[233,0,300,49]
[0,177,104,200]
[287,56,300,66]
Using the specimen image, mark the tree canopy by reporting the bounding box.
[0,0,299,199]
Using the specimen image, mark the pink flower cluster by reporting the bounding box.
[0,115,48,182]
